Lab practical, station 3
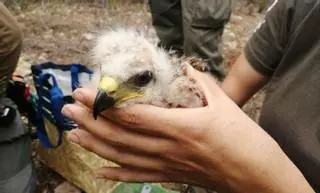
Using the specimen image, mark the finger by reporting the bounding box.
[62,104,174,154]
[67,129,170,171]
[72,88,119,124]
[104,100,214,140]
[186,64,224,105]
[103,105,195,138]
[72,87,96,108]
[73,92,194,137]
[72,87,157,130]
[95,167,201,186]
[95,167,172,183]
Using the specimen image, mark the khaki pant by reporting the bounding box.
[149,0,231,80]
[0,2,23,97]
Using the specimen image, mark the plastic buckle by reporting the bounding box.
[0,106,16,126]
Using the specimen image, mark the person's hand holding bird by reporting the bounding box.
[61,28,313,193]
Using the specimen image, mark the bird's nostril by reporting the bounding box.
[109,91,116,95]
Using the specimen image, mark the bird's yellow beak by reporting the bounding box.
[92,76,143,119]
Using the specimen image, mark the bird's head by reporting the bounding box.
[89,29,177,119]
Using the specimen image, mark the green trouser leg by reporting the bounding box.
[181,0,231,81]
[148,0,184,56]
[149,0,231,80]
[0,2,23,97]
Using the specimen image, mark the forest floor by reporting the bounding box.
[7,1,267,192]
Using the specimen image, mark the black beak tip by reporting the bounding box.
[93,110,99,120]
[92,90,116,119]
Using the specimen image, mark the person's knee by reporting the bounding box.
[0,4,23,56]
[0,10,23,92]
[4,22,23,55]
[10,21,22,45]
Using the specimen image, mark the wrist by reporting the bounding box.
[224,140,314,193]
[200,121,314,193]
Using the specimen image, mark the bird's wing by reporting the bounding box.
[179,56,210,75]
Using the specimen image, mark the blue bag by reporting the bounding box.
[31,62,93,148]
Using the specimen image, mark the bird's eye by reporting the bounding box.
[133,71,153,87]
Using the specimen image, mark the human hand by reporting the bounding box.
[61,67,314,193]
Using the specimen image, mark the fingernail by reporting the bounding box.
[73,89,84,101]
[61,105,72,118]
[67,132,80,144]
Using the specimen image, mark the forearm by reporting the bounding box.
[218,53,313,192]
[221,51,269,107]
[234,136,314,193]
[203,116,315,193]
[238,144,314,193]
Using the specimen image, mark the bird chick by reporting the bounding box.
[86,28,208,119]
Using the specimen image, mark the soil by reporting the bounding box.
[6,1,267,192]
